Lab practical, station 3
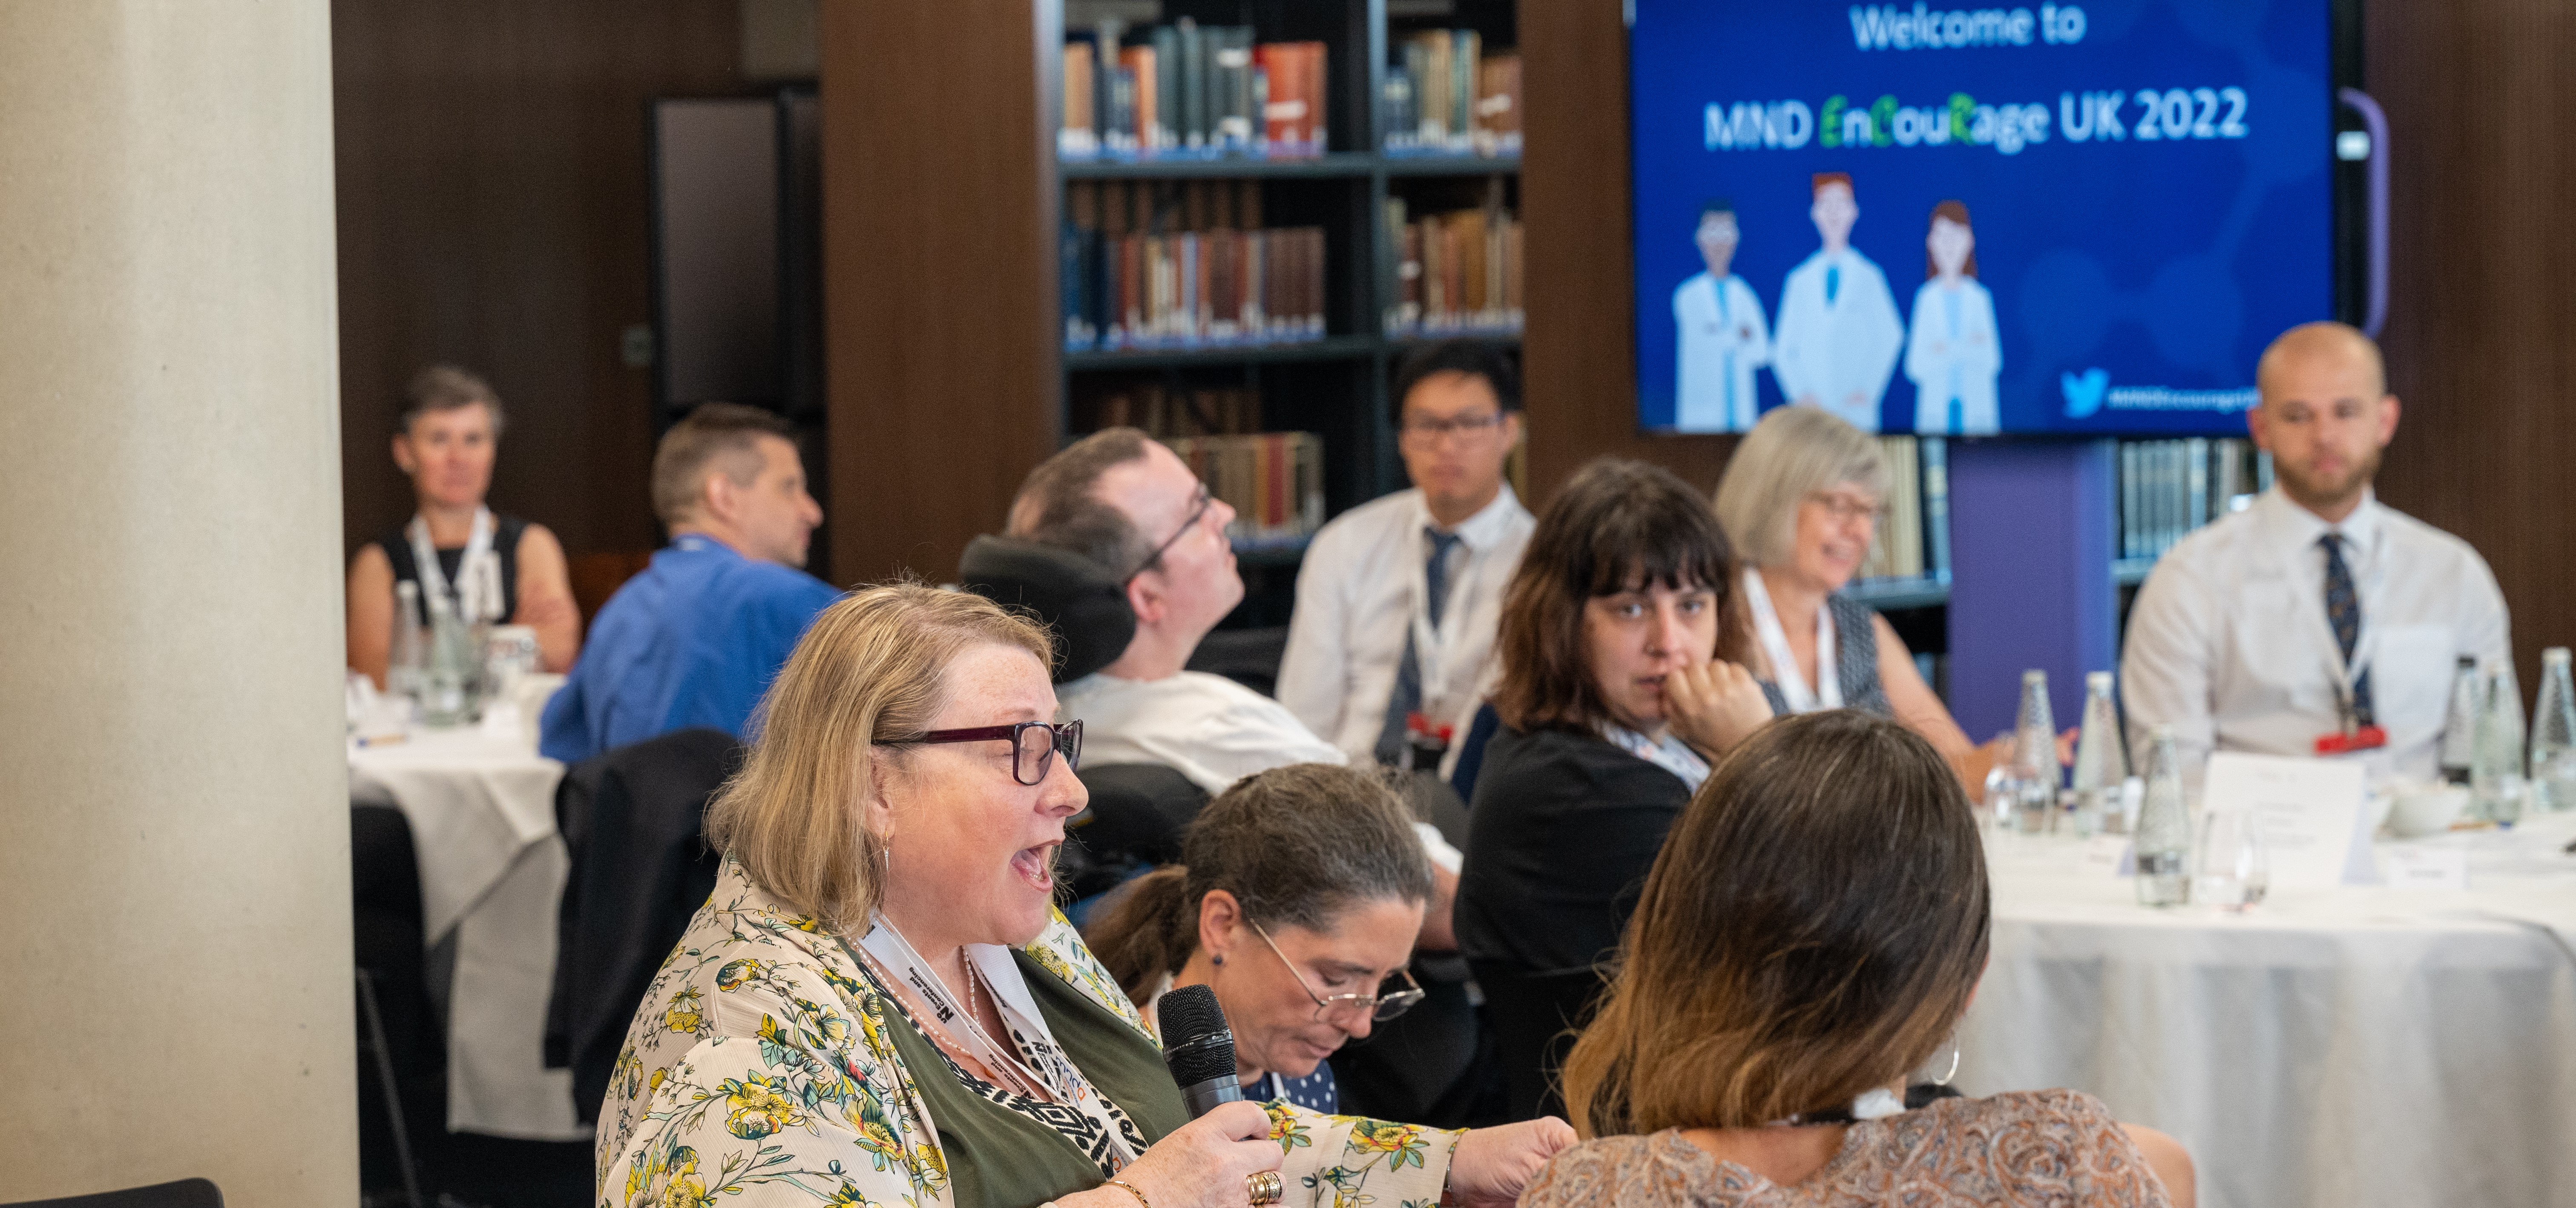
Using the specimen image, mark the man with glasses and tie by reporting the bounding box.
[1277,340,1534,781]
[2121,322,2508,785]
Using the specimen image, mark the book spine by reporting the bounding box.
[1453,29,1479,152]
[1179,19,1205,150]
[1151,28,1180,150]
[1921,437,1951,581]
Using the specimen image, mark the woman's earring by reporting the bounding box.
[1211,953,1225,967]
[1930,1038,1961,1087]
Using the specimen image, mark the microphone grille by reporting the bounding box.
[1156,984,1238,1086]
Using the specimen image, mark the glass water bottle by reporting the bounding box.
[2011,670,2058,834]
[2070,671,2125,837]
[2135,725,2191,907]
[2530,648,2576,813]
[2471,657,2528,826]
[389,580,426,704]
[2438,655,2480,786]
[418,591,478,727]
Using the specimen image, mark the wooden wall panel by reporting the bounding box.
[1519,0,1736,508]
[2366,0,2576,693]
[820,0,1062,585]
[332,0,740,559]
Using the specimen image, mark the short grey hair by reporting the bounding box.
[1711,406,1887,568]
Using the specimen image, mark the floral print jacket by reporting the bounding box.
[596,861,1462,1208]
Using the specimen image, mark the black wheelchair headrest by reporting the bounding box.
[958,535,1136,683]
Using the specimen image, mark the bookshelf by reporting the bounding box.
[818,1,1524,585]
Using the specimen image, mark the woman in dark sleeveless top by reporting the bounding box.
[1711,407,2007,791]
[345,366,578,687]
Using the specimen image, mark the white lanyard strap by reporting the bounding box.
[1743,568,1839,712]
[406,506,501,624]
[2302,531,2381,724]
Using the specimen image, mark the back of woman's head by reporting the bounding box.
[1493,456,1748,733]
[1561,709,1990,1136]
[704,580,1052,935]
[1084,763,1434,1004]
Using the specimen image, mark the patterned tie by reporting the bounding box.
[2321,534,2375,726]
[1378,528,1468,765]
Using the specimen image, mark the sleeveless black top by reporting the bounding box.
[374,512,528,626]
[1757,593,1894,717]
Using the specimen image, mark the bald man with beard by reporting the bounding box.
[2119,322,2508,786]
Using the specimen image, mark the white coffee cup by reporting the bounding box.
[2389,784,2470,838]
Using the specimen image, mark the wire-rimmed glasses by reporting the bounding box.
[1248,919,1425,1023]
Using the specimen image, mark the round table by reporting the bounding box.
[1956,809,2576,1208]
[350,720,584,1142]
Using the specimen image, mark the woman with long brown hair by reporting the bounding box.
[1454,456,1776,1120]
[1525,711,2193,1206]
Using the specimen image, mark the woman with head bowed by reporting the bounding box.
[1714,405,2013,790]
[596,582,1557,1208]
[1524,710,2194,1208]
[1454,457,1778,1120]
[1084,763,1572,1176]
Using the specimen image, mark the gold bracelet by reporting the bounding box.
[1102,1179,1153,1208]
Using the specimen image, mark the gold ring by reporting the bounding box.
[1244,1169,1283,1207]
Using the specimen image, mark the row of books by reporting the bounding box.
[1383,32,1521,157]
[1383,198,1526,337]
[1061,22,1328,161]
[1087,384,1264,439]
[1162,433,1326,543]
[2117,438,2271,561]
[1062,181,1328,352]
[1854,436,1952,582]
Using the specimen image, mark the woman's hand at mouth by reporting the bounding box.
[1663,658,1774,758]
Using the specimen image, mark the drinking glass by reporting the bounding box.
[2193,806,2269,912]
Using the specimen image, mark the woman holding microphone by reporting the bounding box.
[597,583,1558,1208]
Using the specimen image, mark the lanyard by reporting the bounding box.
[407,506,502,624]
[2296,525,2384,737]
[1743,568,1840,712]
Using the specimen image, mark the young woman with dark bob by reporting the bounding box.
[1453,457,1778,1120]
[1522,710,2195,1207]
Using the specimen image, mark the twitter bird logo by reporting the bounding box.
[2061,368,2109,418]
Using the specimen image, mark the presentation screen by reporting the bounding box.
[1630,1,2340,437]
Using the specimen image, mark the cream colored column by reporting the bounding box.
[0,3,351,1203]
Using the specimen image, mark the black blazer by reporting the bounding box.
[1455,723,1693,976]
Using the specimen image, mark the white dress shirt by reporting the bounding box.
[1275,485,1535,767]
[1771,247,1905,433]
[1673,272,1771,433]
[2120,486,2508,784]
[1055,669,1347,795]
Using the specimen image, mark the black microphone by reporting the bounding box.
[1156,984,1245,1118]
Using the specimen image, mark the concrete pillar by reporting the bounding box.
[0,3,352,1203]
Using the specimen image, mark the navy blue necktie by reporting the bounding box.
[1378,528,1467,765]
[2321,534,2375,726]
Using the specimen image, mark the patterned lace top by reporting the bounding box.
[1520,1090,2175,1208]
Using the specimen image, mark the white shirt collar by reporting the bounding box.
[1416,482,1525,552]
[2253,485,2382,566]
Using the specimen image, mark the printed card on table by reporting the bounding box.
[2201,752,2370,892]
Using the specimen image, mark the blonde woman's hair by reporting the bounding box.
[702,580,1052,935]
[1559,711,1990,1137]
[1710,407,1886,568]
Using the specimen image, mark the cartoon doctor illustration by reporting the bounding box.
[1673,198,1771,432]
[1771,172,1904,433]
[1906,199,2001,435]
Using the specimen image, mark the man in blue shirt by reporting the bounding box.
[540,404,839,764]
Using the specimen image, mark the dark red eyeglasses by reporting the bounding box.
[899,719,1083,786]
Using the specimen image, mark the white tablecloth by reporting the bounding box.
[1958,810,2576,1208]
[350,725,585,1141]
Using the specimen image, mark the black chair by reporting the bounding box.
[1060,763,1210,911]
[1184,625,1290,697]
[545,727,742,1125]
[2,1179,224,1208]
[351,803,437,1208]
